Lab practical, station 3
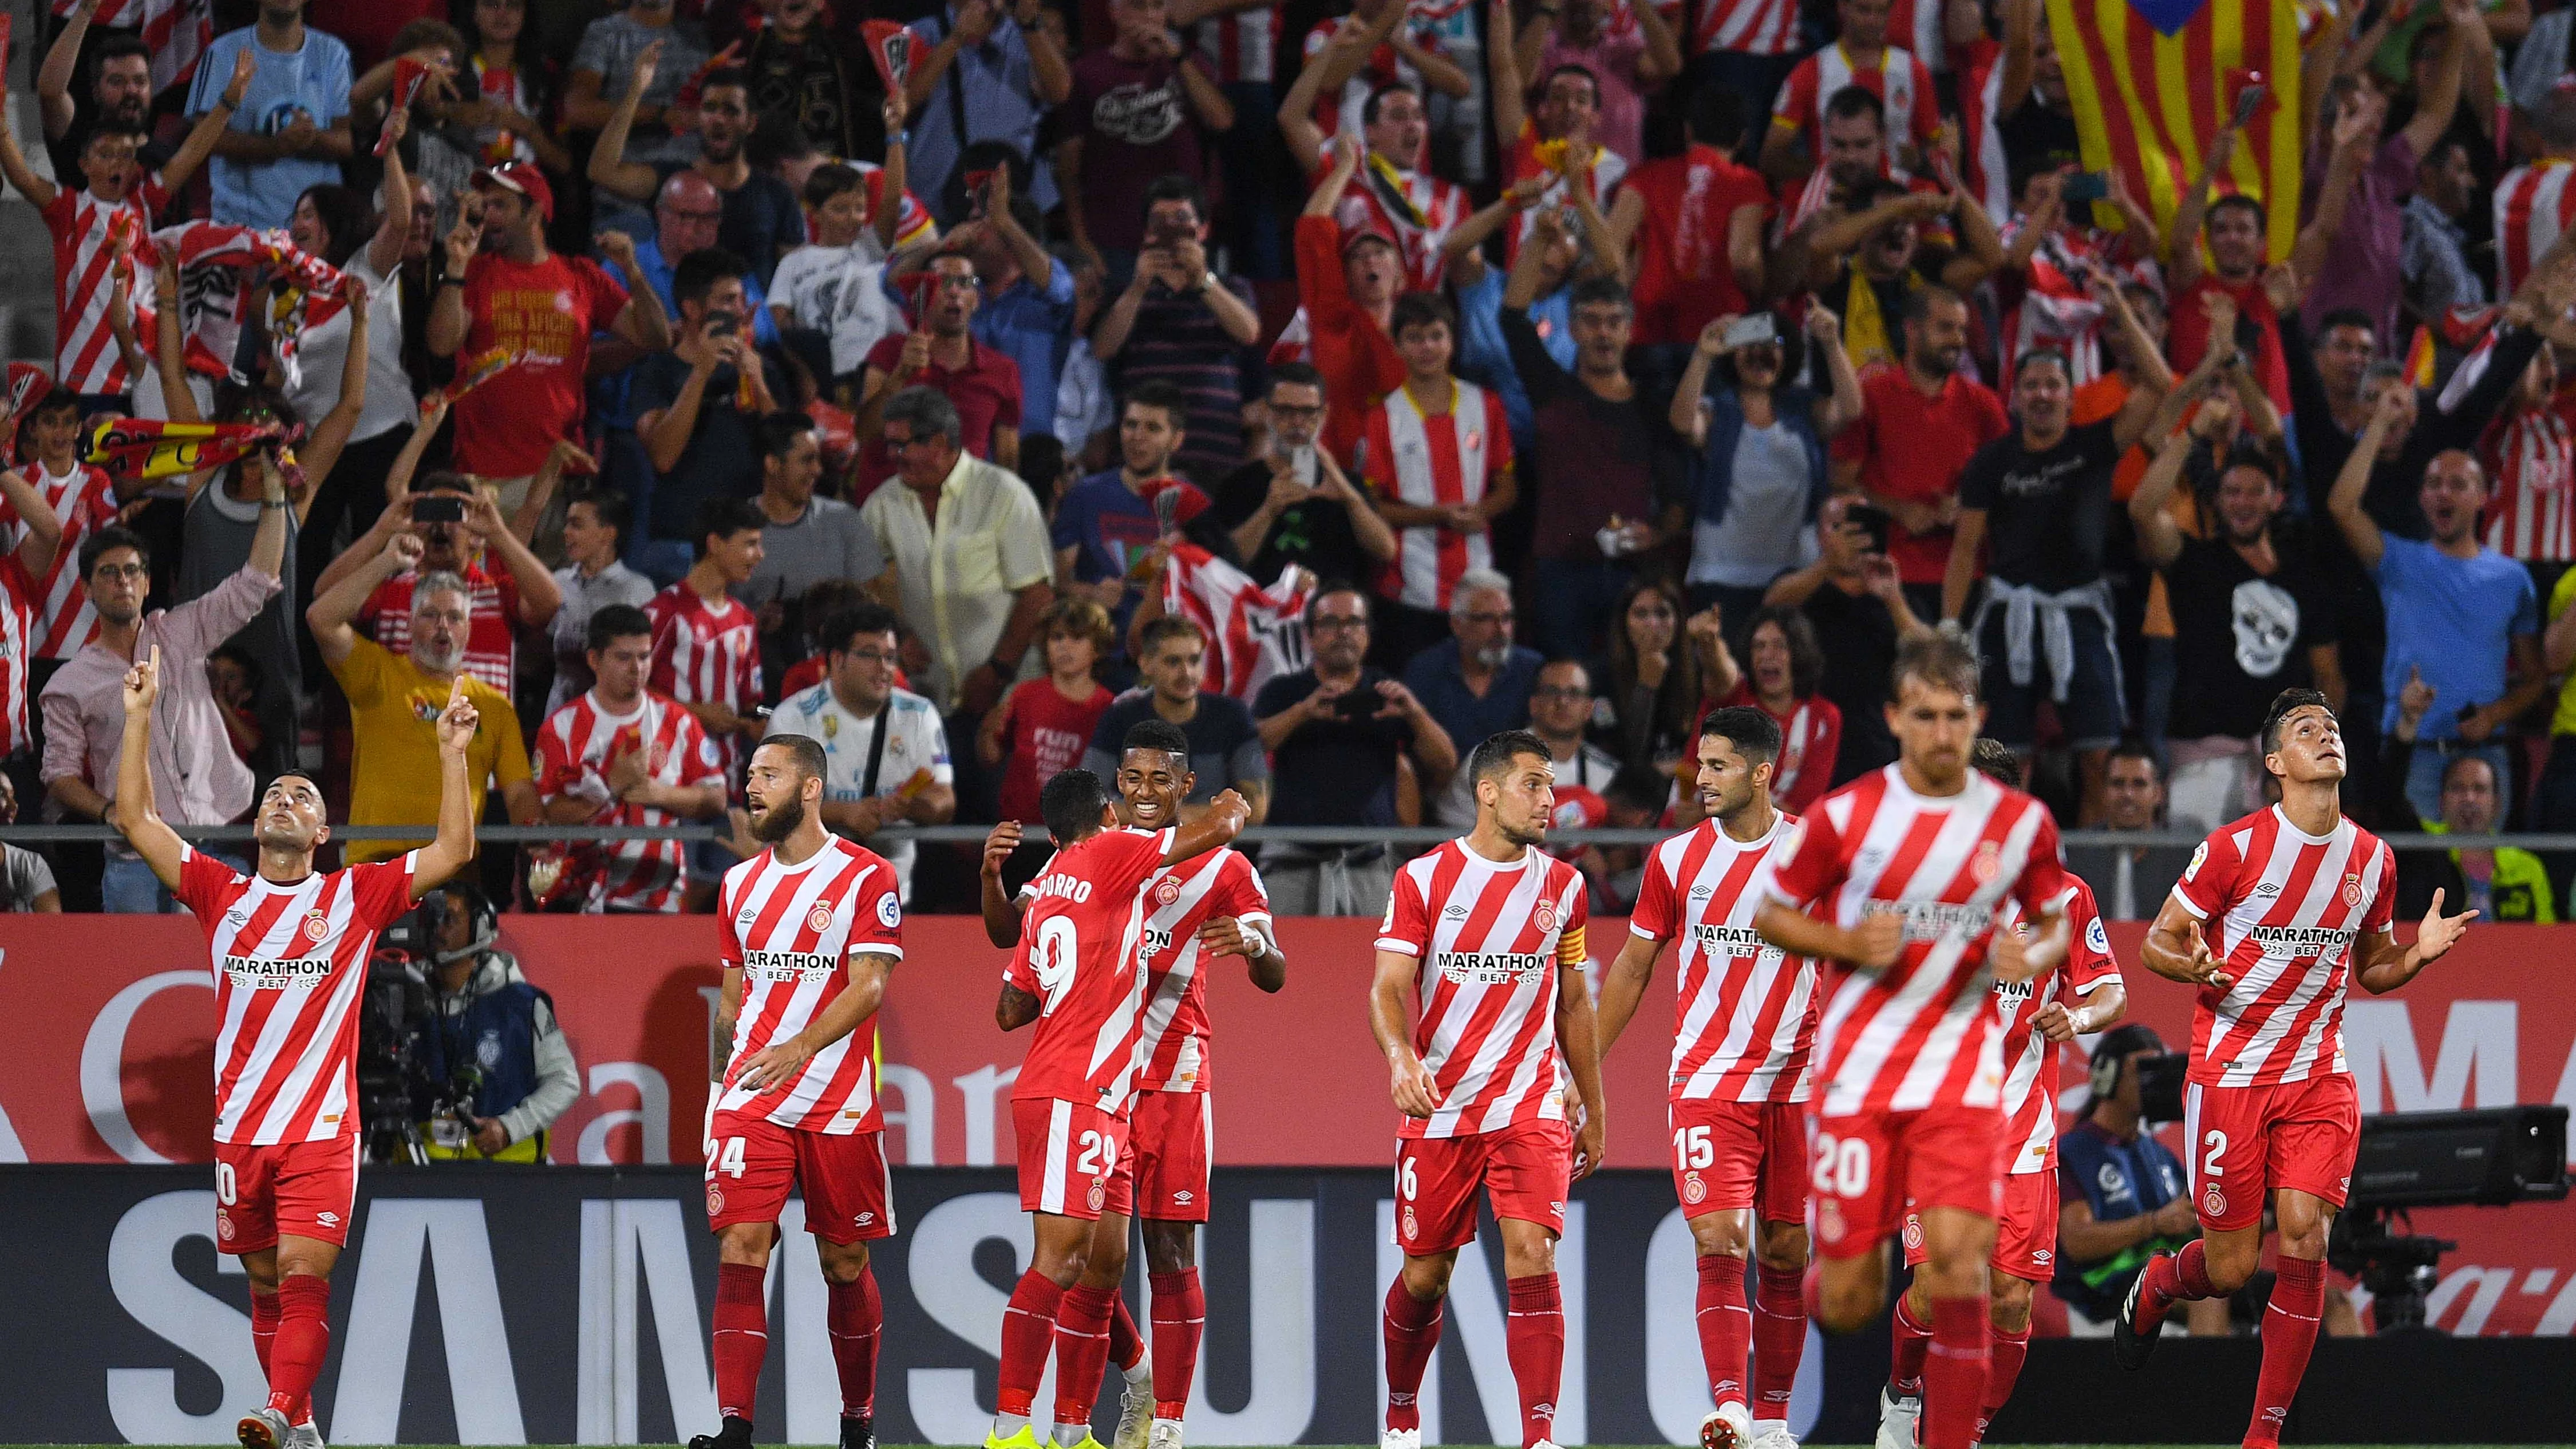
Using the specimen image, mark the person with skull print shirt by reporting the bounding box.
[2130,413,2343,836]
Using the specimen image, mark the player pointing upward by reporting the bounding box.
[1371,729,1606,1449]
[2116,688,2471,1449]
[1752,635,2072,1449]
[111,647,481,1449]
[1597,706,1815,1449]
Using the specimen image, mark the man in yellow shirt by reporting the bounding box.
[310,526,540,862]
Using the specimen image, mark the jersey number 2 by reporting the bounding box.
[2200,1129,2230,1179]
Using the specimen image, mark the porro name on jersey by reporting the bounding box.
[745,949,840,984]
[1436,949,1548,986]
[1863,898,1996,941]
[1689,922,1783,960]
[222,956,335,988]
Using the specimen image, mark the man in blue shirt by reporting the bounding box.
[2053,1025,2198,1326]
[902,0,1071,221]
[2327,383,2549,823]
[1404,568,1542,827]
[958,181,1077,439]
[185,0,352,229]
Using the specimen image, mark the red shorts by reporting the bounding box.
[1131,1090,1214,1222]
[1394,1118,1573,1255]
[1669,1096,1810,1222]
[2184,1073,2359,1231]
[1812,1102,2004,1262]
[1013,1097,1135,1221]
[214,1134,360,1253]
[1902,1167,2058,1281]
[705,1111,896,1243]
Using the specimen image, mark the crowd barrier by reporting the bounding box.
[1,917,2569,1337]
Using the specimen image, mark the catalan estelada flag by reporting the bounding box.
[2045,0,2305,263]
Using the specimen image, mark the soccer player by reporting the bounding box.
[989,772,1253,1449]
[108,645,479,1449]
[1751,635,2073,1449]
[2115,688,2473,1449]
[692,733,908,1449]
[1371,729,1606,1449]
[1597,706,1815,1449]
[979,719,1287,1449]
[1882,739,2125,1449]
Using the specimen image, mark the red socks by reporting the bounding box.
[1505,1274,1565,1448]
[1695,1254,1752,1411]
[263,1275,333,1421]
[1887,1291,1932,1399]
[1108,1292,1145,1375]
[827,1270,883,1421]
[710,1262,769,1424]
[1381,1279,1444,1432]
[998,1270,1066,1420]
[250,1290,279,1378]
[1751,1264,1807,1421]
[1918,1296,1990,1449]
[1975,1323,2030,1443]
[2139,1238,2217,1333]
[1053,1284,1120,1430]
[1149,1269,1206,1420]
[2245,1257,2325,1449]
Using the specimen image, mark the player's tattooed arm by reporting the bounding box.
[2357,887,2476,994]
[1555,955,1608,1182]
[1369,949,1440,1118]
[737,953,894,1091]
[2139,893,2237,991]
[711,965,743,1081]
[997,981,1042,1031]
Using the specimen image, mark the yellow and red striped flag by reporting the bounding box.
[2045,0,2305,263]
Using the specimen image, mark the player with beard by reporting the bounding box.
[1881,738,2124,1449]
[1373,730,1605,1449]
[2116,689,2471,1449]
[981,718,1285,1449]
[111,647,480,1449]
[987,771,1251,1449]
[693,735,906,1449]
[1597,707,1814,1449]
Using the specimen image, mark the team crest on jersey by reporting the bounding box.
[2342,873,2361,907]
[1901,1216,1925,1251]
[1402,1205,1419,1241]
[1971,840,2001,883]
[1534,898,1559,933]
[215,1209,234,1241]
[1088,1178,1107,1213]
[1682,1171,1706,1205]
[707,1185,726,1216]
[1817,1199,1844,1243]
[302,910,330,943]
[808,902,835,933]
[2203,1185,2226,1217]
[1156,875,1183,906]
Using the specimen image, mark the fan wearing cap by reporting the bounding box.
[1051,380,1215,654]
[428,159,673,508]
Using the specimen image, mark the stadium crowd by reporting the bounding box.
[2,0,2574,919]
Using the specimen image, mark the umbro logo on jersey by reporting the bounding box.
[1444,905,1469,918]
[1689,885,1714,899]
[2253,881,2282,897]
[315,1211,341,1227]
[1172,1190,1195,1206]
[855,1211,876,1227]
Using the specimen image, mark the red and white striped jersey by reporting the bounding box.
[1766,765,2073,1116]
[4,462,117,658]
[1363,380,1512,613]
[648,581,762,784]
[1628,814,1818,1104]
[175,845,419,1146]
[716,836,904,1134]
[1676,0,1800,57]
[1887,0,1951,71]
[1007,826,1178,1112]
[0,555,39,757]
[1993,877,2120,1173]
[1196,6,1281,84]
[363,564,524,693]
[2494,160,2575,302]
[1332,167,1472,292]
[2171,806,2396,1089]
[1957,37,2012,224]
[534,689,725,913]
[1378,840,1591,1139]
[2479,397,2576,562]
[43,177,168,395]
[1157,544,1316,703]
[1133,846,1272,1093]
[1771,43,1943,162]
[1299,20,1434,144]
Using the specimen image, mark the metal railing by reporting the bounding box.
[2,822,2568,852]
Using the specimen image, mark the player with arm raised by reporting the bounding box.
[1882,739,2125,1449]
[2114,688,2471,1449]
[987,771,1252,1449]
[110,647,479,1449]
[692,734,907,1449]
[1596,706,1815,1449]
[1749,634,2072,1449]
[981,718,1287,1449]
[1372,729,1606,1449]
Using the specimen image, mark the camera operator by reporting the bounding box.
[2053,1025,2205,1330]
[409,883,581,1161]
